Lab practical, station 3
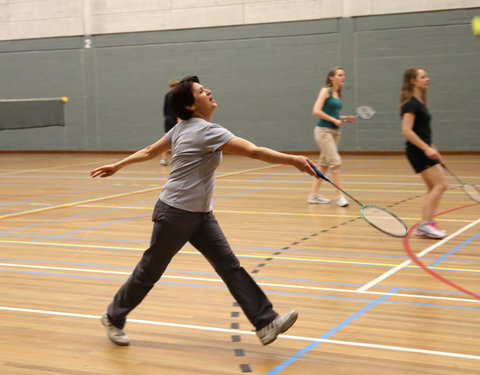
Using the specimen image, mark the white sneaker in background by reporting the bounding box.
[336,196,349,207]
[307,194,331,204]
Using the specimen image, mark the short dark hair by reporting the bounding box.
[169,75,200,120]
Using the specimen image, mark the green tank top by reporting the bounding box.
[317,94,343,129]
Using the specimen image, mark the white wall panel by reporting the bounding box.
[0,0,479,40]
[93,0,171,14]
[373,0,472,14]
[170,4,244,29]
[1,18,83,40]
[6,0,81,21]
[92,12,170,35]
[0,5,7,22]
[244,0,324,24]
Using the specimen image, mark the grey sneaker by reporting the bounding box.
[256,310,298,345]
[101,313,130,346]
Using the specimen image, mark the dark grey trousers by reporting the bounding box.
[107,200,277,330]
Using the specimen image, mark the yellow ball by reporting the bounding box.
[62,96,69,102]
[472,16,480,37]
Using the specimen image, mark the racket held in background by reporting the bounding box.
[343,105,375,122]
[355,105,375,119]
[313,166,407,237]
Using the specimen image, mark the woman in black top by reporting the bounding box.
[160,79,179,165]
[400,67,448,239]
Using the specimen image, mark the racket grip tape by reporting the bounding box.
[313,166,329,181]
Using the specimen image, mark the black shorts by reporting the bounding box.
[406,145,439,173]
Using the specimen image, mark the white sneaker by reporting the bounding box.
[160,159,169,166]
[415,221,446,239]
[101,313,130,346]
[336,196,349,207]
[256,310,298,345]
[307,194,331,204]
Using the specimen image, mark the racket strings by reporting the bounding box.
[462,184,480,202]
[443,165,479,203]
[356,106,375,120]
[361,205,407,237]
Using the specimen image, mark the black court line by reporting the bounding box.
[229,192,424,373]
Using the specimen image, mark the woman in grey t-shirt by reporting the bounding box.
[91,75,317,347]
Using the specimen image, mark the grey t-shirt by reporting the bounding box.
[160,117,235,212]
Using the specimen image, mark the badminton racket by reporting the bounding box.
[343,105,376,122]
[442,164,480,202]
[313,166,408,237]
[355,105,376,119]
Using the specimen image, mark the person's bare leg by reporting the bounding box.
[310,166,327,195]
[415,164,448,238]
[419,164,448,223]
[330,167,348,206]
[308,167,331,204]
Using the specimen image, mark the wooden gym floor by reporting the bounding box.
[0,152,479,375]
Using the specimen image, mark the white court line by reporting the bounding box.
[0,160,104,177]
[0,306,479,361]
[358,218,480,292]
[17,204,477,223]
[1,262,478,304]
[0,97,65,102]
[13,202,475,223]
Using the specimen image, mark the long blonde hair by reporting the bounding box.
[400,66,427,106]
[325,66,344,98]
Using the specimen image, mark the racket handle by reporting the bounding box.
[313,166,329,181]
[342,115,359,123]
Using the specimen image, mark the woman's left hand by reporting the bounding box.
[342,115,356,123]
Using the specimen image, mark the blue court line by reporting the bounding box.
[0,258,135,269]
[0,198,156,235]
[4,231,480,265]
[428,232,480,267]
[2,269,479,311]
[292,157,395,182]
[212,189,264,201]
[0,186,113,206]
[0,233,151,244]
[8,231,480,266]
[0,257,471,296]
[3,188,260,241]
[0,269,224,289]
[266,288,399,374]
[249,172,293,182]
[1,238,479,274]
[1,185,263,243]
[264,289,480,310]
[0,232,413,258]
[0,188,155,218]
[35,213,150,242]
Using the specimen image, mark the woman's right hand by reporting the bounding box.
[424,146,441,161]
[333,119,343,126]
[292,156,317,177]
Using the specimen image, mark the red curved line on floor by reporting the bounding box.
[402,202,480,301]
